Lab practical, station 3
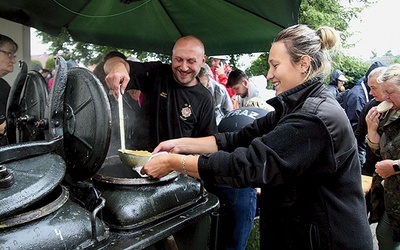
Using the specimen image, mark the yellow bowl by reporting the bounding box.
[118,149,152,167]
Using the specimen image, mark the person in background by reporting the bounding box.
[342,61,387,172]
[66,59,78,69]
[365,64,400,250]
[355,66,387,176]
[227,69,261,108]
[354,66,387,216]
[207,97,269,250]
[39,68,51,83]
[327,69,347,100]
[104,35,217,152]
[142,24,373,249]
[209,55,235,98]
[341,61,387,132]
[47,68,56,91]
[0,34,18,146]
[338,74,347,92]
[197,64,233,125]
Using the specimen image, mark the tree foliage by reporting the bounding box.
[299,0,372,87]
[392,55,400,64]
[299,0,366,42]
[331,51,369,89]
[36,28,172,65]
[247,53,269,78]
[245,0,373,87]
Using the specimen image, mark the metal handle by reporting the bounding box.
[0,136,63,164]
[118,86,125,151]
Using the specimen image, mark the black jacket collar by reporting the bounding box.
[267,77,324,116]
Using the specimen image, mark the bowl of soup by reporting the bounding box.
[118,149,152,167]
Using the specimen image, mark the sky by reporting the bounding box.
[30,0,400,62]
[30,29,50,55]
[343,0,400,60]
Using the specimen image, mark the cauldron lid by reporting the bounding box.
[60,67,111,181]
[0,153,66,219]
[6,62,48,143]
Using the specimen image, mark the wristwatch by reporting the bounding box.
[393,160,400,172]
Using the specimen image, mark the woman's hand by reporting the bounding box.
[141,153,177,179]
[375,159,398,178]
[153,137,202,154]
[153,139,181,154]
[142,153,201,179]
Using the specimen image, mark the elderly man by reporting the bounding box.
[355,66,387,176]
[197,64,233,125]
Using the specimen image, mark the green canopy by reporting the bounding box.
[0,0,301,55]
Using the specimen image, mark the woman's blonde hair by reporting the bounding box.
[273,24,339,82]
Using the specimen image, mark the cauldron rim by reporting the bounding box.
[92,155,179,185]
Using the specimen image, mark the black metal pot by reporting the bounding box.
[0,58,110,249]
[93,156,204,230]
[1,57,219,250]
[0,186,109,249]
[0,152,109,249]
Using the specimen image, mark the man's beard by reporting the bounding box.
[173,73,195,86]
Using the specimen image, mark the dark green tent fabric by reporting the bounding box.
[0,0,300,55]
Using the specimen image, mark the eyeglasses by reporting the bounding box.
[0,49,17,59]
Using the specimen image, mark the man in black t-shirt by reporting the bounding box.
[104,36,217,151]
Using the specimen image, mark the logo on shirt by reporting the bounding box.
[180,104,192,120]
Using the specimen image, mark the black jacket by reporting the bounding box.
[354,98,381,175]
[198,78,373,249]
[341,61,387,132]
[327,69,344,98]
[0,78,10,146]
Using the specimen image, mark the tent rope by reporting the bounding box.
[53,0,151,18]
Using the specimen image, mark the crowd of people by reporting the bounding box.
[2,22,400,249]
[365,64,400,250]
[140,24,374,250]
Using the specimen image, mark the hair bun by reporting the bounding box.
[316,26,339,50]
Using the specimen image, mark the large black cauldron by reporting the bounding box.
[0,57,219,250]
[0,58,110,249]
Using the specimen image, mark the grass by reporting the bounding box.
[246,217,260,250]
